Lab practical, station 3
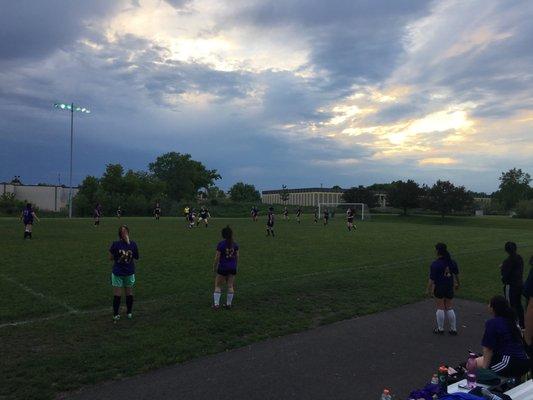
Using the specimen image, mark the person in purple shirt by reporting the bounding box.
[427,243,460,335]
[266,207,275,237]
[500,242,524,328]
[476,295,530,377]
[109,225,139,322]
[212,226,239,309]
[20,203,39,239]
[524,256,533,356]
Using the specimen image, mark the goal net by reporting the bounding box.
[318,203,371,220]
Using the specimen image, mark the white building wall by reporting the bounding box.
[1,183,79,211]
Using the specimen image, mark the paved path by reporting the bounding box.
[64,299,486,400]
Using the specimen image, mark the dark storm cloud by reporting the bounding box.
[0,0,124,61]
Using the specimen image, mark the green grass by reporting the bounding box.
[1,214,532,399]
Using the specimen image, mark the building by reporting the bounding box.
[261,188,345,206]
[1,183,79,212]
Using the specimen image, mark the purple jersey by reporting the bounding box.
[482,317,528,359]
[110,240,139,276]
[22,209,34,224]
[217,240,239,270]
[430,258,459,287]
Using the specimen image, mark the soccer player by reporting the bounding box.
[187,209,196,229]
[109,225,139,322]
[266,207,275,237]
[20,203,39,239]
[184,205,190,222]
[197,207,210,228]
[153,202,161,220]
[283,206,289,220]
[314,207,319,223]
[346,207,356,231]
[427,243,460,335]
[116,206,122,219]
[251,206,259,222]
[323,208,329,226]
[296,207,302,224]
[93,203,102,226]
[500,242,525,328]
[212,226,239,309]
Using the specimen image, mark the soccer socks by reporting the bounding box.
[126,295,133,314]
[436,310,445,331]
[213,292,221,306]
[227,293,234,306]
[113,296,121,316]
[447,309,457,331]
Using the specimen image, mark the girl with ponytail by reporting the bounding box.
[212,226,239,309]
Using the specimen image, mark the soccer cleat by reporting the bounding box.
[222,304,232,310]
[212,304,220,310]
[127,313,133,319]
[449,330,458,336]
[113,315,121,323]
[433,328,444,335]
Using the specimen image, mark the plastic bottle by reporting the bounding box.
[380,389,392,400]
[438,366,448,393]
[430,374,439,385]
[465,352,477,389]
[480,388,504,400]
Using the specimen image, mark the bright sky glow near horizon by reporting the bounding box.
[1,0,532,192]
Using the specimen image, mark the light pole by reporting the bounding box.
[54,102,91,218]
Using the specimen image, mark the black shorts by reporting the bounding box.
[217,268,237,276]
[434,285,454,299]
[267,222,274,228]
[347,217,354,223]
[489,354,530,377]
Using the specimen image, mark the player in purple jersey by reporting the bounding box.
[266,207,275,237]
[212,226,239,309]
[427,243,460,335]
[346,208,356,231]
[323,208,329,226]
[20,203,39,239]
[93,203,102,226]
[187,209,196,228]
[109,225,139,322]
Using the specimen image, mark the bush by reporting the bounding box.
[0,193,27,215]
[517,199,533,219]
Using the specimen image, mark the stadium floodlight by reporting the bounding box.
[53,102,91,218]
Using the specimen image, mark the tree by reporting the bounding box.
[342,186,378,208]
[101,164,125,194]
[425,180,474,219]
[206,186,226,200]
[149,152,220,201]
[280,185,290,204]
[387,180,424,215]
[229,182,261,202]
[494,168,532,210]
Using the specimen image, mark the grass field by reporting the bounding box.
[1,214,532,399]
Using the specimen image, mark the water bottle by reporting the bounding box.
[466,352,477,388]
[380,389,392,400]
[438,366,448,393]
[480,388,504,400]
[430,373,439,385]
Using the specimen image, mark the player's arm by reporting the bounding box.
[132,243,139,260]
[426,279,434,296]
[480,347,493,369]
[33,212,40,222]
[20,211,23,221]
[213,251,220,273]
[235,250,239,265]
[525,300,533,346]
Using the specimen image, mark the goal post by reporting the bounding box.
[318,202,371,220]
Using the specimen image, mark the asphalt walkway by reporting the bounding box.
[64,299,487,400]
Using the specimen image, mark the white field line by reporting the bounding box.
[0,274,78,313]
[0,243,531,330]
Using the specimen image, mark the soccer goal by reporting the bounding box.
[318,203,371,220]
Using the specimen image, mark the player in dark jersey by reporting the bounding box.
[93,203,102,226]
[283,206,289,220]
[346,207,356,231]
[187,209,196,228]
[116,206,122,219]
[296,207,302,224]
[314,207,319,223]
[20,203,39,239]
[251,206,259,222]
[323,208,329,226]
[266,207,275,237]
[212,226,239,309]
[197,207,210,228]
[153,202,161,220]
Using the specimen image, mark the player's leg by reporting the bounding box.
[125,276,135,318]
[444,298,457,334]
[213,274,224,309]
[226,275,236,308]
[434,297,445,333]
[112,276,123,322]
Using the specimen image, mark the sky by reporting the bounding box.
[1,0,532,193]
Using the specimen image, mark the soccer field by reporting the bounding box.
[1,215,532,399]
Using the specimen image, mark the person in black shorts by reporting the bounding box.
[475,296,530,377]
[116,206,122,219]
[197,207,210,228]
[251,206,258,222]
[266,207,275,237]
[314,207,318,223]
[21,203,39,239]
[93,203,102,226]
[296,207,302,224]
[153,202,161,220]
[283,206,289,221]
[346,207,356,231]
[500,242,524,328]
[524,256,533,354]
[427,243,460,334]
[323,208,329,226]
